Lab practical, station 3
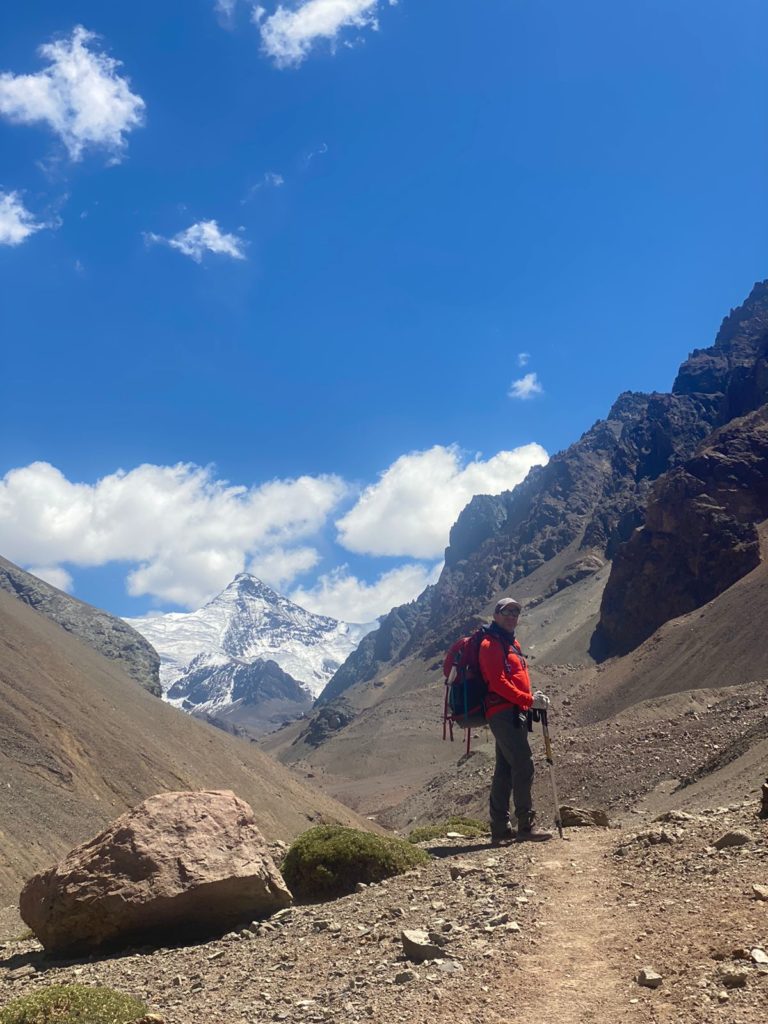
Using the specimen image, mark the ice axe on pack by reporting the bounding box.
[531,707,565,839]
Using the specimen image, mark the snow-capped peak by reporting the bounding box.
[125,574,373,700]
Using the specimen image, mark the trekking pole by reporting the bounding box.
[540,709,564,839]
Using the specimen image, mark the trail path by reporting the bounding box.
[508,830,645,1024]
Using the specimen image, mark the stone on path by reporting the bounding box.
[20,789,292,954]
[560,805,610,827]
[751,948,768,965]
[719,965,749,989]
[636,967,663,989]
[449,861,482,880]
[395,968,419,983]
[401,929,445,962]
[713,829,753,850]
[751,884,768,901]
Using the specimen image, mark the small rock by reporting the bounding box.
[752,885,768,901]
[449,862,481,880]
[8,965,36,980]
[436,960,463,974]
[207,950,225,961]
[488,913,509,927]
[401,929,444,962]
[560,805,609,827]
[718,991,729,1003]
[132,1017,165,1024]
[395,969,419,983]
[720,966,749,989]
[637,968,663,989]
[355,882,368,892]
[751,948,768,966]
[654,810,694,823]
[713,830,752,850]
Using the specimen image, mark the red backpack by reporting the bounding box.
[442,626,522,754]
[442,626,494,754]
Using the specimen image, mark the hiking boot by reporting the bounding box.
[516,812,552,842]
[490,824,516,846]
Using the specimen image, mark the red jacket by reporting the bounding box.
[478,626,532,718]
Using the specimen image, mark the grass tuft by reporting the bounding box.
[0,983,147,1024]
[281,825,430,899]
[407,817,487,843]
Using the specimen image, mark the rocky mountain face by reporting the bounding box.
[599,406,768,652]
[0,555,160,696]
[598,282,768,652]
[127,574,372,733]
[319,279,768,703]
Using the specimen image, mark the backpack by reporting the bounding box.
[442,626,517,754]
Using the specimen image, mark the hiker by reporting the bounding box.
[479,597,552,843]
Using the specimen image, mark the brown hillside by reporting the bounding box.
[582,521,768,721]
[0,589,374,911]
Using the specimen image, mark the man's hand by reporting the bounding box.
[531,690,551,711]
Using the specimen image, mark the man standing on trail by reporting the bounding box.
[479,597,552,844]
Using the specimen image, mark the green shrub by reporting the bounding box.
[282,825,430,899]
[0,984,147,1024]
[407,817,487,843]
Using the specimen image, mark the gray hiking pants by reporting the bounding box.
[488,707,534,831]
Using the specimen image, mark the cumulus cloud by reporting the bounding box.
[336,444,548,559]
[0,190,44,246]
[0,462,347,608]
[517,351,530,367]
[27,565,74,592]
[0,26,145,162]
[246,546,320,589]
[216,0,239,21]
[145,220,246,262]
[290,561,440,623]
[258,0,385,68]
[508,373,543,400]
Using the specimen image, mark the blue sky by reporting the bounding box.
[1,0,766,622]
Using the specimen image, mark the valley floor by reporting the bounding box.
[1,804,766,1024]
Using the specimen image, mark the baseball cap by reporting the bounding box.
[495,597,522,614]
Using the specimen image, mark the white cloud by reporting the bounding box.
[27,565,74,592]
[146,220,246,262]
[0,462,347,608]
[508,373,543,400]
[517,351,530,367]
[290,561,440,623]
[336,443,548,559]
[0,26,145,162]
[216,0,239,21]
[0,190,43,246]
[258,0,384,67]
[246,546,320,588]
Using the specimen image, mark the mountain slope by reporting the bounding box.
[0,556,160,695]
[0,587,375,907]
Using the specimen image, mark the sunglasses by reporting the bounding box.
[498,606,520,616]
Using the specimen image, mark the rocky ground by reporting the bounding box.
[1,801,765,1024]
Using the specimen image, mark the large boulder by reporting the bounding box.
[20,790,292,954]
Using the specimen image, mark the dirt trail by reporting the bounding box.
[511,831,642,1024]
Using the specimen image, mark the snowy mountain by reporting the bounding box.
[125,574,374,733]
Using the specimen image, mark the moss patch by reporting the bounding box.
[407,817,487,843]
[0,984,147,1024]
[282,825,430,899]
